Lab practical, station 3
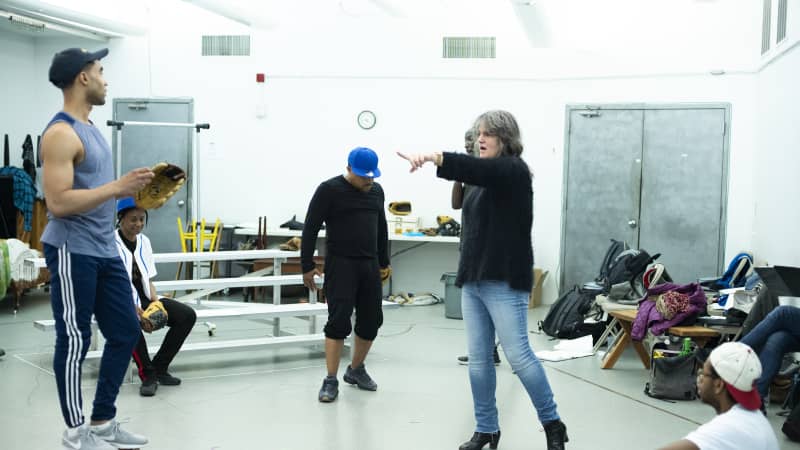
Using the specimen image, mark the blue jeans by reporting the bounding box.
[740,305,800,400]
[462,280,560,432]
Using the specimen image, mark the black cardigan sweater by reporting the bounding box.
[437,152,533,291]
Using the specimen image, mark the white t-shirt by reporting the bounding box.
[686,404,779,450]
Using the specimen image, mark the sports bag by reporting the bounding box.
[644,347,698,401]
[539,286,597,339]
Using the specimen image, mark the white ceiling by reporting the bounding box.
[178,0,753,54]
[0,0,759,67]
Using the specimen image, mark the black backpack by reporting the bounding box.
[539,286,598,339]
[595,239,628,284]
[781,373,800,441]
[603,249,660,293]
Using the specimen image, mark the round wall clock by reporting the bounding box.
[357,110,376,130]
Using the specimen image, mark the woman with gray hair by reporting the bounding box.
[398,110,567,450]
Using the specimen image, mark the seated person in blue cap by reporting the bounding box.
[115,197,197,397]
[301,147,391,403]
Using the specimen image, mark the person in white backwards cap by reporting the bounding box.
[659,342,779,450]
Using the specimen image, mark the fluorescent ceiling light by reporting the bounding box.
[0,9,114,40]
[0,0,147,36]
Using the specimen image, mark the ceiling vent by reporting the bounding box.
[761,0,772,55]
[442,37,496,59]
[777,0,788,43]
[202,35,251,56]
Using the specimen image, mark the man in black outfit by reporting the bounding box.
[301,147,391,403]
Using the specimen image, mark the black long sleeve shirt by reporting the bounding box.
[301,175,390,273]
[437,153,534,292]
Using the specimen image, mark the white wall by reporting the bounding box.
[3,0,774,301]
[0,30,41,167]
[749,0,800,267]
[752,41,800,267]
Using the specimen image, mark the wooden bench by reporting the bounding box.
[601,309,721,370]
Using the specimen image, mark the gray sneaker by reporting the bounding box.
[318,375,339,403]
[343,364,378,391]
[62,425,115,450]
[91,419,148,448]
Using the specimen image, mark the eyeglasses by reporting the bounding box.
[696,369,716,382]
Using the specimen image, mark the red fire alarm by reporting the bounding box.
[256,73,265,83]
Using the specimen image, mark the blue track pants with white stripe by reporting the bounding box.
[45,244,140,427]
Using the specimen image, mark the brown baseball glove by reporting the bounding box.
[141,300,168,332]
[388,201,411,216]
[135,162,187,209]
[380,266,392,284]
[279,237,302,251]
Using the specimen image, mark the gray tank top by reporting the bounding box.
[40,111,116,257]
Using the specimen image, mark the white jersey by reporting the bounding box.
[114,231,157,307]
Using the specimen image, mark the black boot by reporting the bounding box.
[543,420,568,450]
[459,430,500,450]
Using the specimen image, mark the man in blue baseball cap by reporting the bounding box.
[301,147,391,403]
[41,48,153,449]
[348,146,382,178]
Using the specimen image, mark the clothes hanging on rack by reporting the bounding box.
[0,167,35,231]
[36,135,41,168]
[3,134,8,167]
[34,135,43,199]
[0,176,15,238]
[21,134,35,183]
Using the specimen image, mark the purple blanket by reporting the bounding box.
[631,282,707,341]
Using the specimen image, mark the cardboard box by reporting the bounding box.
[529,267,549,309]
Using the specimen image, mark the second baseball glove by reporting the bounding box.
[141,300,168,332]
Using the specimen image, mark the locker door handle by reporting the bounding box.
[628,219,638,229]
[177,200,185,207]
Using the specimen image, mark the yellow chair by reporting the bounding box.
[200,218,222,278]
[174,218,222,296]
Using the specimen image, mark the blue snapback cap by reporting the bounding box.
[348,147,381,178]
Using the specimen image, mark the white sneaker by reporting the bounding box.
[91,419,148,448]
[62,425,115,450]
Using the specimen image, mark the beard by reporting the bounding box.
[87,89,106,106]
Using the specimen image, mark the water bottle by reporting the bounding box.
[680,337,692,356]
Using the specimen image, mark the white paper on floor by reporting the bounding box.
[534,335,594,362]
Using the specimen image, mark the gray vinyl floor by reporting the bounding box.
[1,289,799,450]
